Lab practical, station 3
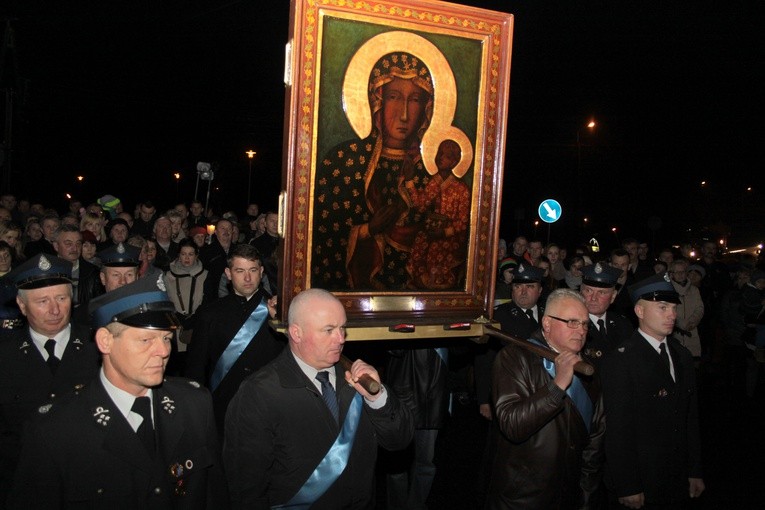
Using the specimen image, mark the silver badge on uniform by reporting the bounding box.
[156,274,166,292]
[92,407,111,426]
[38,255,52,271]
[594,263,603,273]
[117,243,126,254]
[161,396,176,414]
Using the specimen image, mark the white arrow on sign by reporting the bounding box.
[542,202,558,221]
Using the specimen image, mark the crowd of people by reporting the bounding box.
[0,190,763,509]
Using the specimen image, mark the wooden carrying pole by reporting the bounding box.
[483,325,595,376]
[339,355,381,395]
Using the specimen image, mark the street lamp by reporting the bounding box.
[246,150,257,206]
[174,173,181,202]
[576,119,596,218]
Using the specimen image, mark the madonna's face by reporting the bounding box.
[381,77,429,149]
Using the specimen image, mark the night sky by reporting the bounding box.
[1,0,762,253]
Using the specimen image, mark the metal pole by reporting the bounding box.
[247,159,252,206]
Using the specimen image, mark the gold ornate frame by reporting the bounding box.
[280,0,513,324]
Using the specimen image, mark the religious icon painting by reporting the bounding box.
[280,0,513,323]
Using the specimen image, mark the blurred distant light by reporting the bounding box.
[690,250,696,258]
[611,227,617,233]
[587,120,596,129]
[583,217,589,223]
[77,176,84,182]
[65,193,71,199]
[719,239,724,245]
[701,181,706,186]
[746,186,752,191]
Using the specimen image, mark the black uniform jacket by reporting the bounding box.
[600,331,702,504]
[184,290,285,432]
[9,377,228,510]
[224,348,414,510]
[583,312,633,367]
[0,324,99,478]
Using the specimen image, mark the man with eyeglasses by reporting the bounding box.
[486,288,604,509]
[601,273,704,508]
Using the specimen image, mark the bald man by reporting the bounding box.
[224,289,414,509]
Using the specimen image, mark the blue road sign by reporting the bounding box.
[538,199,562,224]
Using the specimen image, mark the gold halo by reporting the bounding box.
[342,31,472,176]
[422,126,473,179]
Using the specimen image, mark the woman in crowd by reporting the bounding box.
[0,241,14,277]
[545,243,566,283]
[495,257,518,302]
[23,218,43,245]
[80,211,108,250]
[563,255,586,291]
[81,230,100,266]
[188,225,208,249]
[0,221,24,264]
[163,238,208,374]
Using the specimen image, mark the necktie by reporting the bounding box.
[44,339,60,374]
[597,319,606,336]
[132,396,155,457]
[659,343,670,371]
[315,371,339,424]
[525,309,535,322]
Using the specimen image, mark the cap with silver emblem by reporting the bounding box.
[5,253,73,290]
[628,273,681,305]
[581,262,622,288]
[88,276,181,330]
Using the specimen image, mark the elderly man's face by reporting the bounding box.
[17,284,72,338]
[100,266,138,292]
[528,241,543,260]
[215,221,233,246]
[542,297,589,354]
[54,231,83,263]
[580,284,616,316]
[153,218,172,243]
[290,297,347,370]
[97,325,172,396]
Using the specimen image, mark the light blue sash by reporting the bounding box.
[209,298,269,392]
[528,338,593,433]
[273,392,363,509]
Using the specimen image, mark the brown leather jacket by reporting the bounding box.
[487,330,605,509]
